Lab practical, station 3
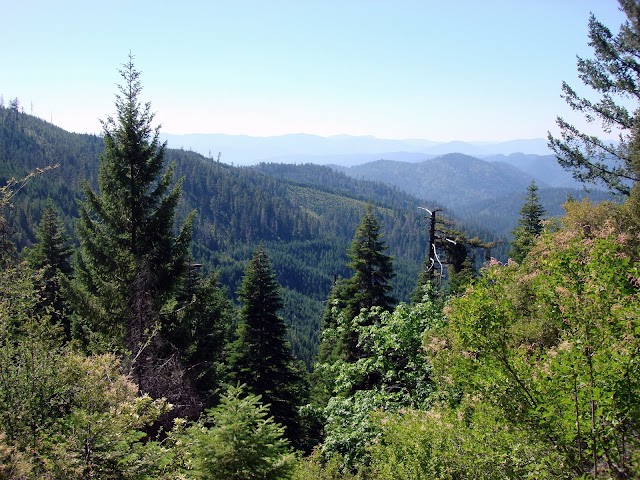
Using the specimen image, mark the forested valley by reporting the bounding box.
[2,2,640,478]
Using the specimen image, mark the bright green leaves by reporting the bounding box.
[435,200,640,478]
[317,293,442,467]
[186,384,295,480]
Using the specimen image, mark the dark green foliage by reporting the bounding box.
[70,57,193,354]
[312,207,397,423]
[548,0,640,194]
[25,201,73,339]
[345,205,395,319]
[229,246,304,443]
[67,58,202,419]
[337,205,395,362]
[166,264,234,409]
[446,258,475,296]
[509,181,546,263]
[0,102,102,249]
[515,181,545,236]
[315,206,396,368]
[0,106,509,370]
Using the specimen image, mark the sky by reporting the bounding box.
[0,1,629,142]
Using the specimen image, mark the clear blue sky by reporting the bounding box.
[0,0,627,141]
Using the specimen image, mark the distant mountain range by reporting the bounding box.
[160,131,590,193]
[160,131,613,220]
[333,152,588,209]
[159,133,553,166]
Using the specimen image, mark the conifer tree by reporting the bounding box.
[190,384,295,479]
[548,0,640,195]
[26,201,73,339]
[166,264,233,408]
[229,246,302,443]
[344,205,395,319]
[70,56,194,391]
[510,181,545,263]
[314,206,395,371]
[341,205,395,360]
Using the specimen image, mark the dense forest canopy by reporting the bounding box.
[0,97,508,366]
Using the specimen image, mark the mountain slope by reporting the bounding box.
[1,107,449,366]
[483,153,584,188]
[335,153,537,210]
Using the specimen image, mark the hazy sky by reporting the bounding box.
[1,1,628,141]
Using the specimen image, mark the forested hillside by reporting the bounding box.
[1,103,498,366]
[456,186,618,238]
[330,153,618,236]
[334,153,536,209]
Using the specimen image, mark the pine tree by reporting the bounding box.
[190,384,295,480]
[344,204,395,319]
[229,246,303,443]
[339,205,395,361]
[25,201,73,339]
[70,56,194,398]
[314,206,396,370]
[510,181,546,263]
[548,0,640,195]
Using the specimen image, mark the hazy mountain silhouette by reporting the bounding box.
[160,133,552,166]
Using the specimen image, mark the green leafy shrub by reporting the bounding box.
[430,200,640,478]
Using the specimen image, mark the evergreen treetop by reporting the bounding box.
[318,205,395,364]
[516,181,545,236]
[345,204,395,319]
[26,201,73,339]
[71,54,193,353]
[229,245,303,443]
[510,181,546,263]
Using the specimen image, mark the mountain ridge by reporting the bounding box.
[159,132,553,166]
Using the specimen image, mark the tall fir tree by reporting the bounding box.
[25,201,73,340]
[341,205,395,361]
[229,246,303,444]
[315,205,396,374]
[70,56,195,403]
[344,204,395,319]
[510,181,546,263]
